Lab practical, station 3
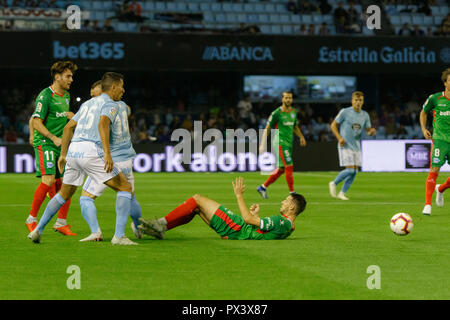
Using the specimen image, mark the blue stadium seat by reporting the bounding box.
[215,13,226,23]
[188,3,200,12]
[166,2,176,11]
[302,14,312,24]
[232,3,243,12]
[269,14,281,24]
[423,16,434,25]
[390,15,400,25]
[271,25,282,34]
[226,13,237,23]
[260,25,271,34]
[155,2,166,11]
[117,22,128,32]
[279,14,289,23]
[282,25,293,34]
[276,4,286,13]
[248,14,259,23]
[237,14,247,23]
[243,4,254,12]
[203,12,214,23]
[258,14,269,23]
[412,15,424,25]
[92,1,102,10]
[265,3,276,12]
[143,2,154,11]
[91,11,106,21]
[313,15,324,24]
[434,15,444,25]
[400,15,412,24]
[102,1,114,10]
[211,3,222,12]
[322,15,333,24]
[200,3,211,11]
[440,5,449,15]
[254,3,265,12]
[290,15,301,24]
[222,3,233,12]
[176,3,187,12]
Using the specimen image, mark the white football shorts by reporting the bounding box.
[338,145,362,167]
[63,141,120,187]
[82,159,134,197]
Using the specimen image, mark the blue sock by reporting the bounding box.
[334,168,354,185]
[130,194,142,228]
[115,191,132,238]
[80,196,100,233]
[342,170,357,193]
[36,194,65,234]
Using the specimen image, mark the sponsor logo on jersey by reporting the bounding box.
[56,111,67,118]
[66,98,69,105]
[46,162,54,169]
[433,158,440,163]
[352,123,362,130]
[439,111,450,116]
[283,121,294,126]
[110,107,117,117]
[36,102,42,112]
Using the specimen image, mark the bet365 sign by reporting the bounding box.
[53,41,125,60]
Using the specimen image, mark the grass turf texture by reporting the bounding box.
[1,171,449,300]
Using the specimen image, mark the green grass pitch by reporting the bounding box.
[1,171,449,300]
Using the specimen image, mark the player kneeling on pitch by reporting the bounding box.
[139,177,306,240]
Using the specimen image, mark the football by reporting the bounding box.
[390,213,414,236]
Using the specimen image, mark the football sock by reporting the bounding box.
[425,171,438,205]
[165,197,198,230]
[285,165,294,193]
[36,194,66,235]
[263,167,284,188]
[80,196,99,233]
[57,198,71,220]
[29,182,52,218]
[438,177,450,193]
[342,169,357,193]
[130,194,142,228]
[334,168,354,185]
[114,191,132,238]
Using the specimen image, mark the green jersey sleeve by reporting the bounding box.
[422,94,437,113]
[267,109,279,128]
[32,89,51,120]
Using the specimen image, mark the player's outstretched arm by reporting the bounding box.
[420,110,432,139]
[330,120,345,146]
[28,117,34,146]
[232,177,260,227]
[259,124,270,154]
[99,115,114,173]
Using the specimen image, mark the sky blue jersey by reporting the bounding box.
[72,93,116,145]
[100,100,136,162]
[335,106,371,151]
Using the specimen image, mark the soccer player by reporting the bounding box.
[79,81,142,242]
[25,61,78,235]
[257,91,307,198]
[138,177,306,240]
[420,68,450,215]
[328,91,376,200]
[28,72,136,245]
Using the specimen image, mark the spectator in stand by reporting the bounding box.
[118,0,145,23]
[102,19,115,32]
[318,22,329,35]
[417,2,432,16]
[307,24,316,35]
[335,16,350,34]
[334,2,349,26]
[298,24,308,35]
[91,20,102,32]
[426,27,433,37]
[298,0,317,14]
[81,20,93,32]
[4,19,15,31]
[397,23,412,36]
[319,0,332,15]
[4,125,18,143]
[433,25,444,36]
[286,0,298,14]
[411,24,424,36]
[237,94,255,128]
[347,2,360,25]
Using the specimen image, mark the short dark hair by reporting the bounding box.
[50,61,77,80]
[91,80,102,89]
[441,68,450,85]
[290,193,307,216]
[282,91,293,97]
[101,72,124,91]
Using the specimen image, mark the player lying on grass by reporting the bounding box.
[138,177,307,240]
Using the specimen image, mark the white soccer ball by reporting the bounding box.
[390,213,414,236]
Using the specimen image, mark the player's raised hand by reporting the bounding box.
[422,128,432,140]
[58,156,66,174]
[250,204,260,216]
[104,153,114,173]
[232,177,246,196]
